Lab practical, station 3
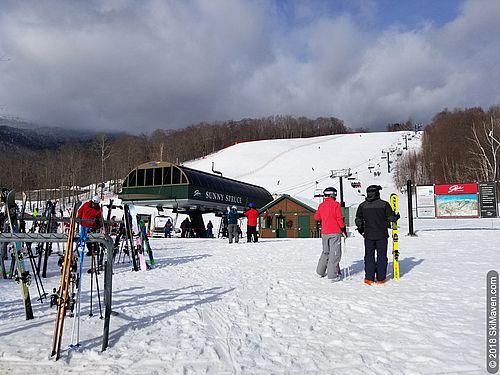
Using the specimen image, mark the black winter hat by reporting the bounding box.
[366,185,382,193]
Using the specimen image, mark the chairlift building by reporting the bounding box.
[119,161,273,236]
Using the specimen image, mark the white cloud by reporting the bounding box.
[0,0,498,132]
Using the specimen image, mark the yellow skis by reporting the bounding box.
[390,193,400,280]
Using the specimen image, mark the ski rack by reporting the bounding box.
[0,232,114,352]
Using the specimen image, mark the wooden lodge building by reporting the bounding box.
[258,194,320,238]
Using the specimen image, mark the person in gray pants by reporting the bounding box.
[227,206,240,244]
[314,187,347,281]
[316,234,342,280]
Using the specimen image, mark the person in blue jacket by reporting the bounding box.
[227,206,240,244]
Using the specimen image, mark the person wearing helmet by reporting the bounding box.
[243,203,259,243]
[314,187,347,282]
[227,205,240,244]
[355,185,400,285]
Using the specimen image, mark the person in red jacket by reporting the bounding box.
[77,195,103,256]
[77,195,102,230]
[314,187,347,282]
[244,203,259,243]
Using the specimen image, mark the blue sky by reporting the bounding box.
[0,0,498,132]
[273,0,461,31]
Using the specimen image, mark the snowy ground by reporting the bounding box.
[0,216,498,374]
[1,131,497,373]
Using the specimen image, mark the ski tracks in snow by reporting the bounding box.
[232,135,346,180]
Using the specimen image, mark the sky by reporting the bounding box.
[0,0,499,133]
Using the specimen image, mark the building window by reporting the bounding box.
[145,168,154,186]
[172,167,181,184]
[262,215,273,229]
[128,170,137,187]
[277,216,285,229]
[163,167,171,185]
[137,169,145,186]
[154,168,163,186]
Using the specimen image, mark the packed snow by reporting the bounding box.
[0,131,497,374]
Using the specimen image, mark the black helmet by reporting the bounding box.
[323,187,337,198]
[366,185,382,193]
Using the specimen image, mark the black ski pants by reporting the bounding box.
[364,238,388,281]
[247,225,258,242]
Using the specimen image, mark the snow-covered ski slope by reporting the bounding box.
[0,131,498,374]
[185,131,418,208]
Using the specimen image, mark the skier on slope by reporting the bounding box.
[77,195,103,256]
[314,187,347,282]
[243,203,259,243]
[355,185,399,285]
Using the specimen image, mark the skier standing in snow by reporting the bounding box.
[180,218,190,238]
[227,206,240,244]
[314,187,347,282]
[164,219,173,238]
[206,220,214,238]
[355,185,399,285]
[243,203,259,242]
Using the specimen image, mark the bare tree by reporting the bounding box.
[92,134,113,184]
[469,118,500,181]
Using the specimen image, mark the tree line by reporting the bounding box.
[1,115,348,193]
[393,105,500,189]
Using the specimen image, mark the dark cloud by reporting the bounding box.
[0,0,499,133]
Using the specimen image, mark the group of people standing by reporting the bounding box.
[226,203,258,244]
[314,184,399,285]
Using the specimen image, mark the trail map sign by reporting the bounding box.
[415,185,435,218]
[434,183,479,218]
[478,182,498,218]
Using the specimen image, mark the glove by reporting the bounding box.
[94,218,101,229]
[356,226,364,235]
[394,213,400,221]
[341,227,348,237]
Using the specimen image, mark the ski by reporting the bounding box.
[0,189,8,279]
[123,204,139,271]
[139,219,155,268]
[5,190,34,320]
[390,193,400,280]
[69,224,88,348]
[51,201,81,360]
[128,204,147,271]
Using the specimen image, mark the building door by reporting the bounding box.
[276,215,286,238]
[298,216,310,238]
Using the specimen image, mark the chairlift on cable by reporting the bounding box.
[368,160,375,171]
[313,181,324,198]
[350,181,362,189]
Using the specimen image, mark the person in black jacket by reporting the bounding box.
[355,185,399,285]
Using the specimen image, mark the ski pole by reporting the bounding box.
[94,256,103,319]
[89,251,94,317]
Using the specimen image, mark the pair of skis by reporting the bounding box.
[51,201,81,360]
[124,204,154,271]
[5,190,34,320]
